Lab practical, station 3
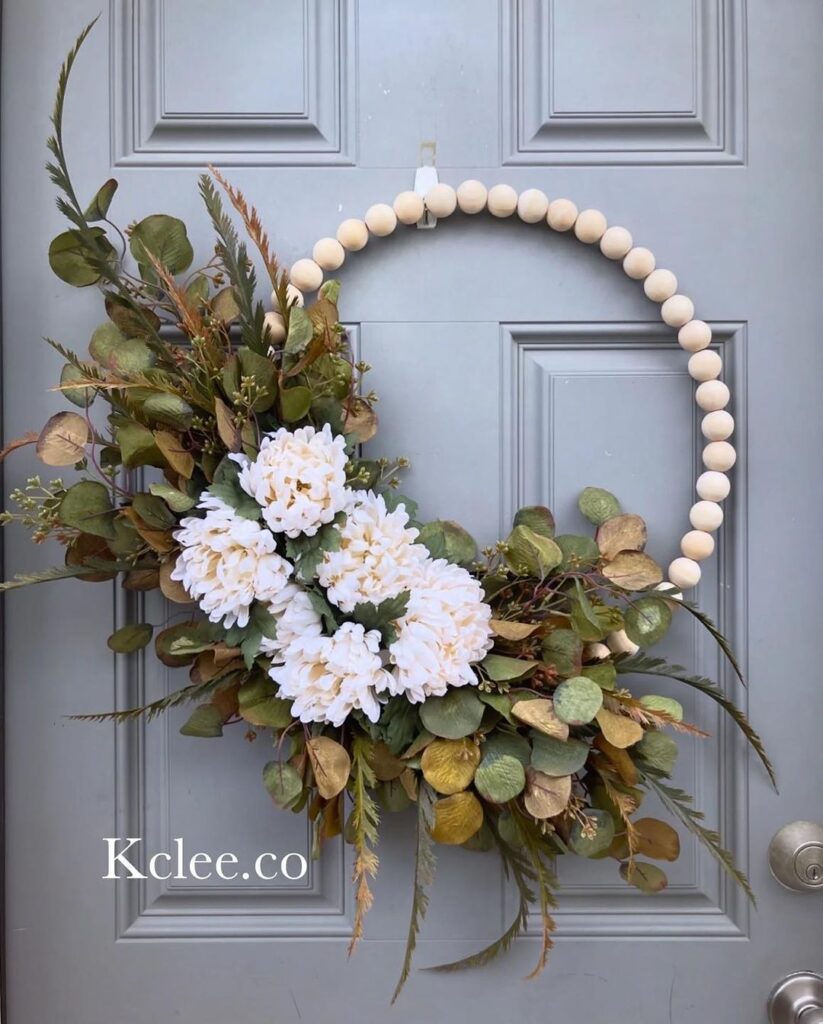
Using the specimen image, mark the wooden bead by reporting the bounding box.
[263,311,286,343]
[336,218,369,251]
[584,642,611,661]
[690,500,724,532]
[644,269,678,301]
[701,410,734,441]
[688,350,722,381]
[661,294,695,327]
[425,183,457,218]
[289,258,323,293]
[696,471,730,501]
[547,198,578,231]
[456,179,487,214]
[365,203,397,236]
[312,237,345,271]
[623,246,656,279]
[393,191,424,225]
[487,184,518,218]
[703,441,737,471]
[655,581,683,603]
[668,557,702,590]
[600,226,633,260]
[695,380,730,411]
[285,284,304,308]
[607,629,639,656]
[516,188,548,223]
[681,530,715,560]
[574,209,607,243]
[678,319,712,353]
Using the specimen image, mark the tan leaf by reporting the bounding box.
[490,618,540,641]
[159,560,194,604]
[370,741,406,782]
[430,791,484,845]
[632,817,681,862]
[594,734,639,785]
[121,568,159,591]
[595,708,644,749]
[36,411,89,466]
[398,768,419,802]
[191,651,222,684]
[601,550,663,591]
[306,736,351,800]
[214,396,241,453]
[213,643,242,666]
[343,399,378,443]
[420,737,481,794]
[511,698,569,740]
[596,514,647,561]
[154,430,194,479]
[120,507,174,553]
[523,769,572,819]
[0,431,38,463]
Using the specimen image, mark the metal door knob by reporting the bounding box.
[769,973,823,1023]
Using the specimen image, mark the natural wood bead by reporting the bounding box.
[678,319,712,352]
[425,183,457,218]
[393,191,424,225]
[688,350,722,381]
[701,410,734,441]
[365,203,398,236]
[690,500,724,531]
[488,184,519,218]
[600,226,633,260]
[655,581,683,603]
[574,208,607,243]
[607,629,639,656]
[336,218,369,251]
[516,188,548,223]
[285,284,304,308]
[681,530,715,560]
[695,380,730,411]
[668,557,702,590]
[456,179,487,214]
[623,246,656,279]
[547,198,578,231]
[644,269,678,302]
[703,441,737,471]
[312,237,345,271]
[584,642,611,661]
[289,258,323,293]
[661,294,695,328]
[696,470,731,501]
[263,311,286,342]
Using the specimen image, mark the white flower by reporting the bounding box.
[233,424,348,538]
[269,622,392,726]
[387,558,494,702]
[259,583,323,662]
[170,495,293,628]
[318,492,429,613]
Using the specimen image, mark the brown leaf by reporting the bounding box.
[632,817,681,862]
[490,618,540,641]
[36,411,89,466]
[370,741,406,782]
[211,683,240,722]
[306,736,351,800]
[601,550,663,591]
[596,514,647,561]
[154,430,194,479]
[398,768,419,802]
[511,697,569,740]
[343,399,378,443]
[595,708,644,749]
[65,533,117,582]
[121,568,160,591]
[523,769,572,819]
[159,560,193,604]
[214,396,241,453]
[120,506,175,553]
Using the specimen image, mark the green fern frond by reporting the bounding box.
[678,599,746,685]
[347,734,380,956]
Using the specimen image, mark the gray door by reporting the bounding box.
[3,1,821,1021]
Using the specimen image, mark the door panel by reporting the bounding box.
[3,1,822,1021]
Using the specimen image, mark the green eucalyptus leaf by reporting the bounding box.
[639,695,684,722]
[129,214,194,275]
[553,675,604,725]
[620,860,668,893]
[569,808,615,857]
[58,480,116,539]
[473,751,526,803]
[480,731,531,767]
[284,306,313,355]
[239,676,294,728]
[148,481,196,513]
[513,505,555,538]
[419,688,485,739]
[142,393,194,430]
[180,704,225,738]
[107,622,153,653]
[578,486,622,526]
[280,385,312,422]
[504,524,562,578]
[418,520,477,565]
[132,492,176,529]
[89,322,156,374]
[625,597,673,647]
[84,178,118,221]
[541,628,583,678]
[480,653,538,682]
[49,227,115,287]
[262,761,304,808]
[115,422,162,469]
[555,533,601,570]
[60,362,95,408]
[236,346,278,411]
[637,730,679,775]
[530,733,590,777]
[582,662,617,690]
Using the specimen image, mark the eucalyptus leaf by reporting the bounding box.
[284,306,313,355]
[142,393,194,431]
[555,533,601,570]
[280,385,312,422]
[83,178,118,221]
[569,808,615,857]
[480,653,538,682]
[578,486,621,526]
[625,596,672,647]
[553,675,604,725]
[541,629,583,678]
[474,751,526,803]
[418,520,477,565]
[107,622,153,653]
[419,688,485,739]
[180,704,224,738]
[262,761,304,808]
[49,227,114,287]
[504,524,562,578]
[58,480,115,539]
[512,505,555,538]
[637,730,679,775]
[129,214,194,275]
[149,481,196,513]
[530,733,589,777]
[60,362,95,408]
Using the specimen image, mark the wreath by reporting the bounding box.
[0,22,773,1001]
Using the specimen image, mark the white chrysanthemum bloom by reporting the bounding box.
[259,583,323,662]
[170,495,293,628]
[269,622,392,726]
[317,491,429,613]
[387,558,494,702]
[232,424,348,538]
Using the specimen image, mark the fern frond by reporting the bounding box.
[69,673,235,724]
[678,599,746,685]
[347,734,380,956]
[209,165,282,289]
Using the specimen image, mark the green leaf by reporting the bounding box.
[208,457,261,520]
[555,533,601,570]
[480,653,538,682]
[530,733,589,777]
[60,362,95,407]
[541,629,582,678]
[107,622,153,653]
[180,704,225,738]
[582,662,617,690]
[142,393,194,431]
[513,505,555,538]
[105,294,161,338]
[148,481,196,513]
[284,306,313,355]
[569,808,615,857]
[129,214,194,275]
[89,322,156,375]
[58,480,116,539]
[240,626,263,669]
[679,599,746,686]
[578,486,621,525]
[474,751,526,802]
[83,178,118,221]
[49,227,115,287]
[504,524,562,578]
[352,591,409,644]
[637,730,679,775]
[262,761,304,808]
[237,346,278,411]
[481,731,531,766]
[132,492,176,529]
[639,695,684,722]
[553,675,604,725]
[115,422,162,469]
[418,520,477,565]
[625,597,672,647]
[620,860,668,894]
[238,676,294,728]
[419,688,485,739]
[320,278,341,303]
[280,385,312,422]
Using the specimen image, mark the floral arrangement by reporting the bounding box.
[0,23,773,1000]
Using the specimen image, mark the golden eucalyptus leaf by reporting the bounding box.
[343,399,378,443]
[36,411,89,466]
[595,513,647,561]
[430,791,484,845]
[595,708,644,749]
[600,550,663,591]
[420,737,481,795]
[511,697,569,740]
[490,618,540,641]
[633,817,681,862]
[306,736,352,800]
[370,741,407,782]
[154,429,194,479]
[159,560,193,604]
[214,397,242,453]
[594,734,639,785]
[523,769,572,819]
